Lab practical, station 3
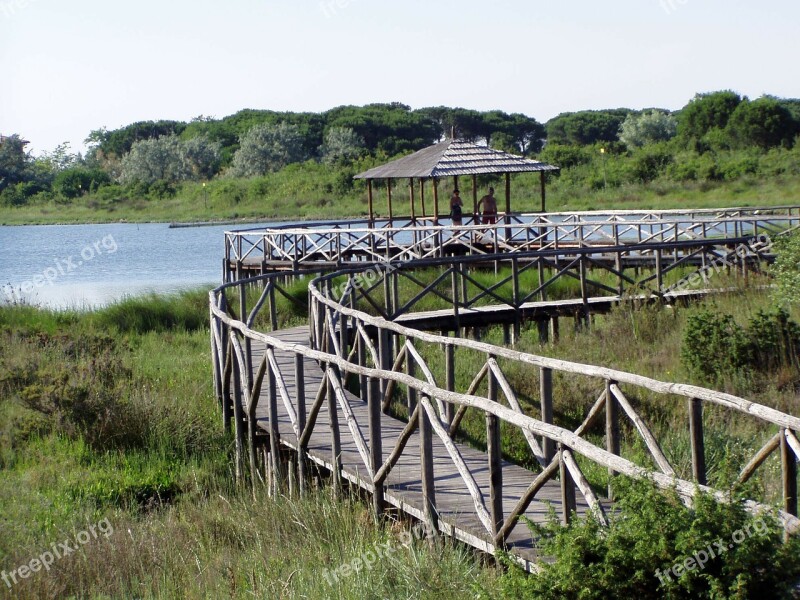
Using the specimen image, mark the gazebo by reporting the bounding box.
[354,139,559,224]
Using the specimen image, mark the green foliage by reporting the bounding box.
[546,109,633,145]
[773,232,800,306]
[0,133,32,192]
[325,102,438,155]
[501,478,800,599]
[118,134,221,185]
[52,166,111,198]
[229,122,308,177]
[678,90,743,142]
[619,109,678,148]
[726,97,798,150]
[681,308,800,385]
[91,290,208,333]
[94,120,187,158]
[319,126,366,165]
[629,142,674,182]
[0,327,137,449]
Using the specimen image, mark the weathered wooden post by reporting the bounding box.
[231,346,246,484]
[559,443,577,525]
[295,353,308,496]
[781,429,798,517]
[540,367,555,464]
[406,342,417,415]
[267,349,283,495]
[487,361,504,539]
[368,375,385,519]
[420,396,438,536]
[606,379,620,499]
[445,343,455,425]
[688,398,706,485]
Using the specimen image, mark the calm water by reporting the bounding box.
[0,222,280,309]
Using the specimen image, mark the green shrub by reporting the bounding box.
[681,308,800,384]
[501,478,800,599]
[681,310,751,382]
[773,232,800,306]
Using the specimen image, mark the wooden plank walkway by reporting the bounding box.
[250,326,599,566]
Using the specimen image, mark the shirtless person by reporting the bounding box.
[477,187,497,224]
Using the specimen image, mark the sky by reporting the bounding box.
[1,0,799,155]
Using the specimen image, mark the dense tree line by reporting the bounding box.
[2,92,799,208]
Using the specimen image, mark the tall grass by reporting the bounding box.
[0,296,495,599]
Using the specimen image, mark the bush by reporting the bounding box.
[773,232,800,306]
[681,310,751,382]
[501,478,800,599]
[629,143,674,182]
[53,167,111,199]
[681,308,800,384]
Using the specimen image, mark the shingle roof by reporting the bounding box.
[354,139,559,180]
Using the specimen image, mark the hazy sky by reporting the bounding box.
[2,0,799,154]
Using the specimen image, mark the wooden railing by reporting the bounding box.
[209,254,800,553]
[223,206,800,269]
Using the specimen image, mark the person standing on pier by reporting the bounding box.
[477,187,497,225]
[449,188,463,226]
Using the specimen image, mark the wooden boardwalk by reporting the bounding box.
[251,326,598,565]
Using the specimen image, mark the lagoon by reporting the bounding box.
[0,222,280,308]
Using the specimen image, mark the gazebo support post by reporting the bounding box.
[433,178,440,225]
[472,174,478,225]
[387,179,393,224]
[409,178,415,222]
[540,171,547,213]
[420,179,426,219]
[367,179,374,224]
[505,172,512,241]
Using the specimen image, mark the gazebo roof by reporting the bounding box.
[354,139,559,180]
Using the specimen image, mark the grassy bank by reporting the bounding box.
[2,163,800,226]
[3,280,800,598]
[0,293,495,599]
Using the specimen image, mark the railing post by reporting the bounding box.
[357,332,368,404]
[689,398,706,485]
[327,367,343,497]
[295,353,308,496]
[406,341,417,415]
[368,375,385,518]
[231,345,246,484]
[578,255,589,329]
[537,258,546,302]
[267,347,283,496]
[606,379,620,499]
[269,283,278,332]
[511,257,520,344]
[487,362,504,539]
[782,429,798,517]
[239,281,253,398]
[378,327,391,404]
[450,265,461,333]
[420,396,438,536]
[559,443,577,525]
[445,343,455,425]
[540,367,555,464]
[655,248,663,294]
